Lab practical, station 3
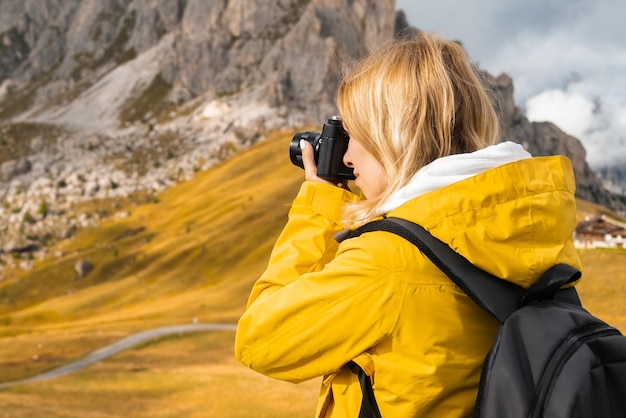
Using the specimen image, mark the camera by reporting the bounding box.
[289,116,355,180]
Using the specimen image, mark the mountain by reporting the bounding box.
[597,165,626,196]
[0,0,623,263]
[490,71,626,212]
[0,130,303,324]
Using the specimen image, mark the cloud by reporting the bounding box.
[525,81,626,167]
[395,0,626,168]
[485,20,626,105]
[526,88,594,139]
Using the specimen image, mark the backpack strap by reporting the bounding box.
[342,216,583,417]
[350,217,521,323]
[348,217,582,322]
[348,361,382,418]
[521,263,581,306]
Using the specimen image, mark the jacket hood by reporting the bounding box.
[386,146,581,288]
[380,141,532,214]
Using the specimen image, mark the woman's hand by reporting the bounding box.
[300,140,350,190]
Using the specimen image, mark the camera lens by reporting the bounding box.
[289,131,320,169]
[289,116,354,181]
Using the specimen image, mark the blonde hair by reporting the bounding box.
[337,32,500,227]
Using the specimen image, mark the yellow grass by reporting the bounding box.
[576,249,626,332]
[0,332,319,418]
[0,130,624,417]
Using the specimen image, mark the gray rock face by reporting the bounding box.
[0,0,395,125]
[1,158,31,181]
[491,73,625,211]
[0,0,623,268]
[0,0,396,259]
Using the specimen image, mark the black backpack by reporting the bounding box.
[345,217,626,418]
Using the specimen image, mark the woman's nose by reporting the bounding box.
[343,149,353,168]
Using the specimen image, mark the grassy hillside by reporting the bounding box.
[1,130,304,321]
[0,130,304,377]
[0,130,624,417]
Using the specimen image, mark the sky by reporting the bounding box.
[396,0,626,169]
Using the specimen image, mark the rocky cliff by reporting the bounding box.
[0,0,623,262]
[0,0,395,256]
[491,72,626,211]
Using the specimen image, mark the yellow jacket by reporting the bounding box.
[235,155,581,417]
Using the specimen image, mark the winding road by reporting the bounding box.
[0,323,238,389]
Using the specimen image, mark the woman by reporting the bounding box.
[235,32,581,417]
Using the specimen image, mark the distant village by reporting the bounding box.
[574,216,626,249]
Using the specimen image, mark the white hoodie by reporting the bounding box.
[379,141,532,214]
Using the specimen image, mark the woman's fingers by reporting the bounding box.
[300,140,348,190]
[300,140,330,184]
[300,140,317,180]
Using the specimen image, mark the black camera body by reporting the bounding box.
[290,116,355,180]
